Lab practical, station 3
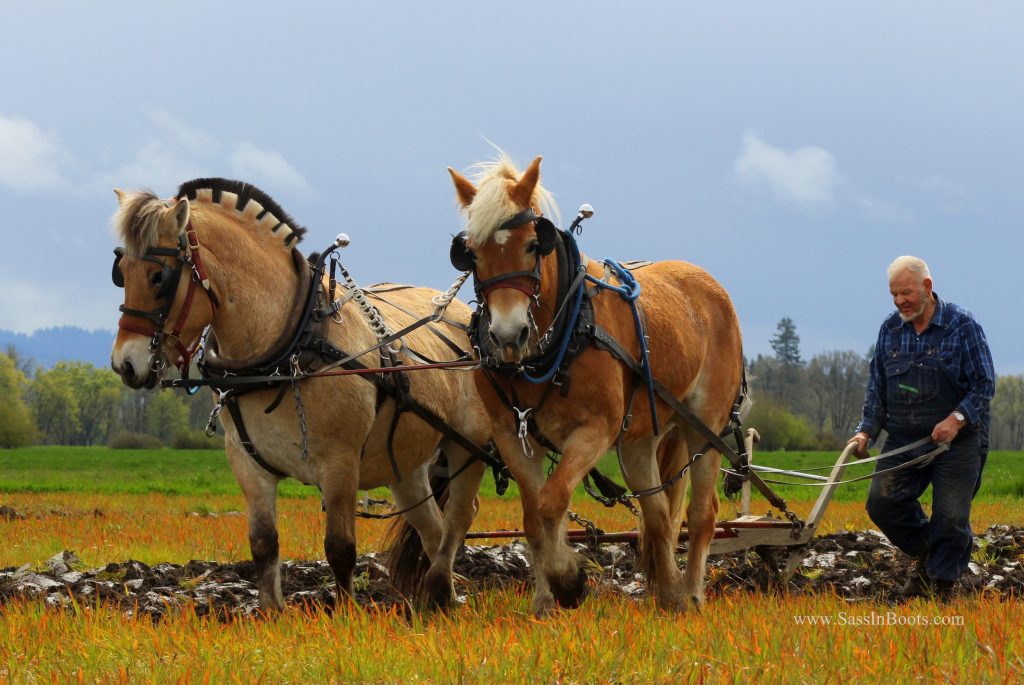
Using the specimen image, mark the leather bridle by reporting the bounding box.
[112,223,219,376]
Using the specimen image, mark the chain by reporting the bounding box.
[290,355,310,461]
[338,264,398,353]
[430,271,471,320]
[567,509,604,548]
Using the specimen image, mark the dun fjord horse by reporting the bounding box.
[447,155,744,615]
[110,179,490,610]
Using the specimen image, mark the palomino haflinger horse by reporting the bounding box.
[110,178,492,611]
[447,154,745,615]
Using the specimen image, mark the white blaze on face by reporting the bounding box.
[487,291,533,362]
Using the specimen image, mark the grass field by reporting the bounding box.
[1,446,1022,683]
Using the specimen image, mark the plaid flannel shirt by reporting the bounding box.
[856,294,995,442]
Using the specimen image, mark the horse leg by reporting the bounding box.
[224,438,284,612]
[421,440,487,610]
[491,431,555,616]
[388,461,446,602]
[534,423,611,614]
[678,427,721,610]
[320,463,361,605]
[621,433,687,611]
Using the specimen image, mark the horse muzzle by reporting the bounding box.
[111,340,164,389]
[488,320,531,364]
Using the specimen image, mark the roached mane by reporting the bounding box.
[461,152,560,248]
[112,178,308,258]
[176,178,308,245]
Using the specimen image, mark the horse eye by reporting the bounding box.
[526,240,539,254]
[150,271,163,287]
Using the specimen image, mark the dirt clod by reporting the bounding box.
[1,525,1020,619]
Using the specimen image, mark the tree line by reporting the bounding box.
[745,317,1024,451]
[1,327,1022,451]
[0,347,218,449]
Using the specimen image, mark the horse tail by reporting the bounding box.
[384,452,450,597]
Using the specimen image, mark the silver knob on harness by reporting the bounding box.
[334,233,351,248]
[578,203,594,219]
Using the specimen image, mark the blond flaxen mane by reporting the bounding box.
[461,152,560,247]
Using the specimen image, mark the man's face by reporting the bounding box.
[889,270,933,323]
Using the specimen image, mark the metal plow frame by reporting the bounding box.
[464,432,861,582]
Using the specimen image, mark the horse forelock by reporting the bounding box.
[111,190,167,258]
[175,178,308,249]
[463,153,559,248]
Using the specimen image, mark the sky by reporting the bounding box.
[1,2,1021,373]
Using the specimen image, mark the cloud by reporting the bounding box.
[230,142,312,197]
[0,114,72,192]
[734,132,838,205]
[92,109,218,195]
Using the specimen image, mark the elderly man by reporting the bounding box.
[849,256,994,599]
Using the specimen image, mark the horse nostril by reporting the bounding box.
[488,330,501,349]
[122,360,136,381]
[516,325,530,348]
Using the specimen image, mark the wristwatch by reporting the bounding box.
[952,410,966,425]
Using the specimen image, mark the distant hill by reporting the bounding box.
[0,327,115,371]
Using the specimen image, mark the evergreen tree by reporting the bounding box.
[770,317,803,366]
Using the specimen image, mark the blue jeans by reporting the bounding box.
[865,431,981,582]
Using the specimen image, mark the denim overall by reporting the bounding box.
[865,326,981,581]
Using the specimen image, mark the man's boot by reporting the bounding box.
[900,550,929,598]
[932,578,957,601]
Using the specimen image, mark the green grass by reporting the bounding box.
[1,445,1021,504]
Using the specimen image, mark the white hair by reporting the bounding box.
[887,255,931,283]
[462,151,560,247]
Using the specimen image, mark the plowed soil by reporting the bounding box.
[2,525,1020,619]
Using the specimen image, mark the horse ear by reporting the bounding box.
[535,217,557,256]
[168,197,190,235]
[448,167,477,208]
[114,188,128,206]
[510,156,542,208]
[450,231,474,272]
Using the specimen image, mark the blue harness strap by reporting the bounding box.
[586,260,660,435]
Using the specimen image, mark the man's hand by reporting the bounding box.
[848,432,870,459]
[931,414,962,444]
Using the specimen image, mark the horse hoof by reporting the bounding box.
[422,569,455,611]
[531,593,556,618]
[550,566,588,609]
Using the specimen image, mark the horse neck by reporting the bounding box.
[199,214,303,361]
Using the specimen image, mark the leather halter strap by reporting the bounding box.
[116,223,219,375]
[473,208,544,299]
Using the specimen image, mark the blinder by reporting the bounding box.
[111,244,183,301]
[448,209,557,273]
[534,216,557,257]
[450,231,474,272]
[111,248,125,288]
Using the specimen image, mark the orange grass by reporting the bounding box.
[0,588,1021,683]
[2,494,1023,683]
[2,493,1023,569]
